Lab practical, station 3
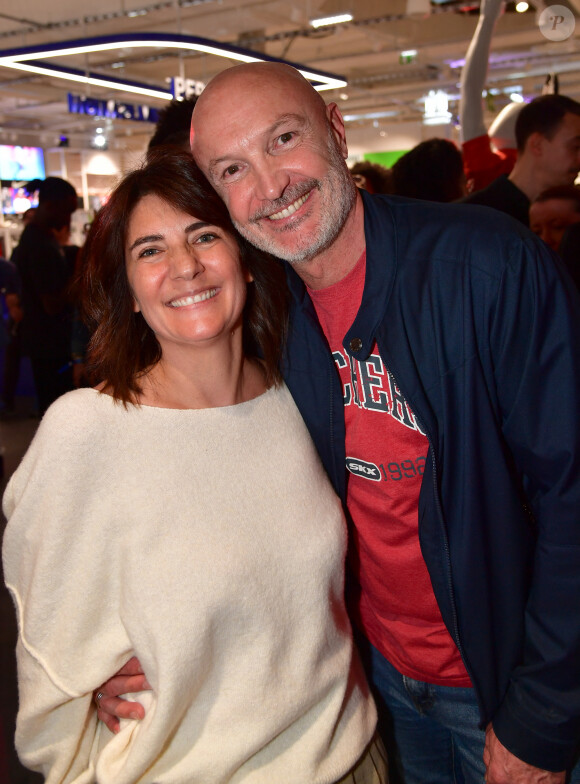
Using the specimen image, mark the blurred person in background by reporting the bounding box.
[0,208,36,417]
[350,162,394,195]
[391,138,467,202]
[530,186,580,294]
[11,177,78,416]
[558,222,580,293]
[529,185,580,253]
[147,97,197,154]
[462,94,580,225]
[0,255,22,417]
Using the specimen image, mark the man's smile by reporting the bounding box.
[267,191,312,221]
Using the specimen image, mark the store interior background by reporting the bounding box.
[1,0,580,781]
[2,0,580,259]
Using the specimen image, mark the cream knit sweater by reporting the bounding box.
[3,384,376,784]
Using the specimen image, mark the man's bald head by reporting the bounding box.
[190,63,328,156]
[189,61,358,268]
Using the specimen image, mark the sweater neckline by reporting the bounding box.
[81,384,277,414]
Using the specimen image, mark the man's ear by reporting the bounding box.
[326,103,349,160]
[527,131,546,159]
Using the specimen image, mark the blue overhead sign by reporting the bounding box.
[67,93,160,123]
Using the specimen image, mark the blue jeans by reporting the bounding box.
[358,638,485,783]
[358,638,580,784]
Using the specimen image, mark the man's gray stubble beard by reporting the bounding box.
[232,134,357,266]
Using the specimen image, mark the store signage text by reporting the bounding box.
[170,77,205,100]
[67,94,160,124]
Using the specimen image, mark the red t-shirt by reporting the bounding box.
[308,252,470,686]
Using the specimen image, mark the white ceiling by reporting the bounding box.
[1,0,580,156]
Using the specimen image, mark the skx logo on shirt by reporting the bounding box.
[346,458,382,481]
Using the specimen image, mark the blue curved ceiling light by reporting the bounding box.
[0,33,347,98]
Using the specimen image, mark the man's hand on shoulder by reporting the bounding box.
[484,725,566,784]
[94,656,151,734]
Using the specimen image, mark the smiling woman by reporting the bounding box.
[2,149,386,784]
[81,148,287,407]
[125,195,252,373]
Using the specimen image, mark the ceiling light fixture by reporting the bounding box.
[1,61,173,100]
[310,13,353,28]
[0,33,347,94]
[515,2,529,11]
[343,110,399,122]
[423,89,452,126]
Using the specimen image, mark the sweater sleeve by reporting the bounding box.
[13,637,101,783]
[488,236,580,771]
[2,392,133,782]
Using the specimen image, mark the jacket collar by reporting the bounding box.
[285,190,397,356]
[343,190,397,360]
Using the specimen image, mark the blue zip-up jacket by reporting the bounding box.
[282,190,580,772]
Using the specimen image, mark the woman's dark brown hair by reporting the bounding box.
[81,148,288,404]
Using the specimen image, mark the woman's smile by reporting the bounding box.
[167,288,219,308]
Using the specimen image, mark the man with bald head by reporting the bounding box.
[190,63,361,282]
[101,63,580,784]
